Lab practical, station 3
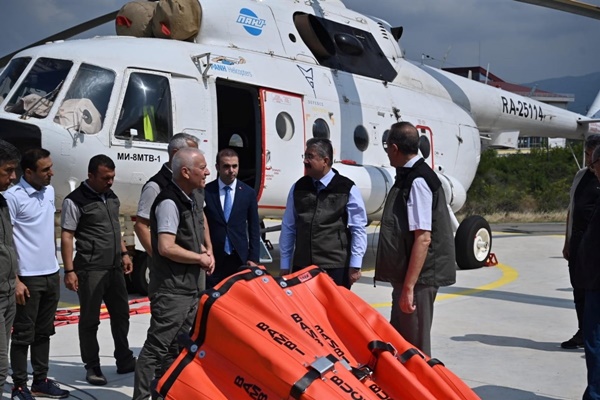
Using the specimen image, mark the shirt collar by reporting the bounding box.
[19,176,45,196]
[218,178,237,191]
[171,179,193,203]
[402,155,422,168]
[314,169,335,187]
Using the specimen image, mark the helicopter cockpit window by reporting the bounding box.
[115,72,172,143]
[5,58,73,118]
[0,57,30,104]
[54,64,115,135]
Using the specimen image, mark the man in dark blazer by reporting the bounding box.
[204,148,260,287]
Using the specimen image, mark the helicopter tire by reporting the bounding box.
[132,250,150,296]
[455,215,492,270]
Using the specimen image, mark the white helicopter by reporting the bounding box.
[0,0,598,293]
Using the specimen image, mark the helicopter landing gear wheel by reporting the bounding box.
[455,215,492,270]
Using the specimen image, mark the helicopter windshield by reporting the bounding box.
[0,57,31,104]
[4,58,73,118]
[54,64,115,135]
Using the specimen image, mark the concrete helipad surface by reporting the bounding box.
[1,223,586,399]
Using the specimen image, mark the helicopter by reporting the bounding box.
[0,0,598,293]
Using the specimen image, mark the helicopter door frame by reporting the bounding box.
[110,68,174,151]
[259,88,305,209]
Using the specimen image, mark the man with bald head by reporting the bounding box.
[133,147,214,400]
[375,121,456,357]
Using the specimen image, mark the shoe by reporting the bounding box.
[31,378,69,399]
[11,386,35,400]
[86,365,107,386]
[117,356,137,374]
[561,332,584,349]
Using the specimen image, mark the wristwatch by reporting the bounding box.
[121,251,129,257]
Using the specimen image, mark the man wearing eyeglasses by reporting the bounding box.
[279,138,367,289]
[562,135,600,350]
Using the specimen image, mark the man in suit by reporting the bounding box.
[204,148,260,288]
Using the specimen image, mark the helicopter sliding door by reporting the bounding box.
[215,81,261,193]
[259,89,305,208]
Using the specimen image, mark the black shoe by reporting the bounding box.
[561,332,584,349]
[117,356,137,374]
[86,366,107,386]
[11,386,35,400]
[31,378,70,399]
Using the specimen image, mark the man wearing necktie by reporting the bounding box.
[279,138,368,289]
[204,148,260,288]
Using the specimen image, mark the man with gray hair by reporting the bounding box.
[0,139,20,396]
[561,134,600,349]
[133,147,214,400]
[135,132,202,256]
[580,144,600,399]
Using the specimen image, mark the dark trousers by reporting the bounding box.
[11,272,60,387]
[584,290,600,399]
[293,266,350,289]
[390,283,438,357]
[76,268,133,370]
[133,292,198,400]
[207,251,244,288]
[0,294,15,388]
[575,286,585,332]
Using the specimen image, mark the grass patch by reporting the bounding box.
[457,211,567,224]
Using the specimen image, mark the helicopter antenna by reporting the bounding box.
[440,45,452,68]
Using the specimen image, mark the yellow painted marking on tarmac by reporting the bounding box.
[370,263,519,308]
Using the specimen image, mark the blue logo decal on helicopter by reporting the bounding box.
[237,8,266,36]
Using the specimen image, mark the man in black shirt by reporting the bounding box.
[562,134,600,349]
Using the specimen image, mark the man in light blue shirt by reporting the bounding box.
[279,138,367,288]
[5,148,69,399]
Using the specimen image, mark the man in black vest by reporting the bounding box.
[61,155,136,385]
[133,147,214,400]
[135,132,207,257]
[375,122,456,357]
[561,134,600,349]
[279,138,367,289]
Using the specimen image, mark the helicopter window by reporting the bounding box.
[293,13,397,82]
[5,58,73,118]
[114,72,172,143]
[312,118,330,139]
[0,57,30,104]
[354,125,369,152]
[54,64,115,135]
[275,111,295,141]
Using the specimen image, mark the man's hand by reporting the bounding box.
[64,272,78,292]
[199,253,214,275]
[562,242,569,261]
[15,280,29,306]
[247,260,258,267]
[349,268,361,285]
[122,254,133,275]
[399,285,416,314]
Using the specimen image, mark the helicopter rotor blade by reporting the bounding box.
[0,10,118,68]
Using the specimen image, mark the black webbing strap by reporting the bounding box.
[367,340,396,370]
[159,267,267,397]
[427,358,445,367]
[399,348,425,364]
[290,354,338,399]
[276,266,323,288]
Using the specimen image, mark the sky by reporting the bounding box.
[1,0,599,84]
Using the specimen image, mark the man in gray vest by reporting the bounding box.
[279,138,367,289]
[61,154,136,386]
[133,147,214,400]
[0,140,19,397]
[375,121,456,357]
